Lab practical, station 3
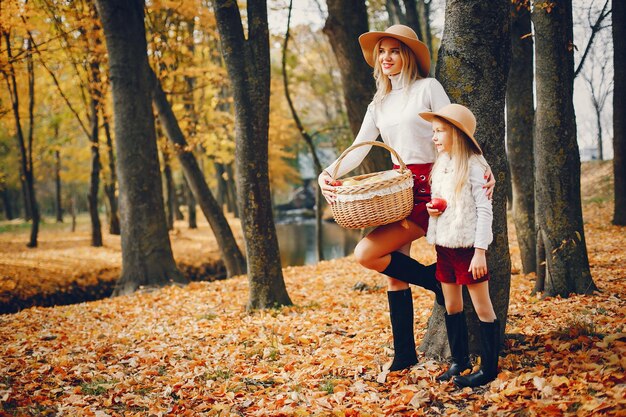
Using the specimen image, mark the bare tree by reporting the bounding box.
[613,0,626,225]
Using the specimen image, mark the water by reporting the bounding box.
[275,221,362,266]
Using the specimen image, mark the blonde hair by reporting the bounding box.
[372,38,423,103]
[430,117,482,198]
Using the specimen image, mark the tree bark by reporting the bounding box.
[420,0,511,357]
[102,108,120,235]
[224,163,238,217]
[323,0,390,175]
[507,3,536,274]
[613,0,625,225]
[151,69,247,278]
[532,0,596,296]
[162,150,175,230]
[0,186,14,220]
[55,149,63,223]
[95,0,185,295]
[88,56,103,247]
[213,0,291,309]
[184,176,197,229]
[403,0,423,41]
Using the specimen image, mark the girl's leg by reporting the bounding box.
[466,281,497,322]
[354,220,443,303]
[437,283,471,381]
[454,281,500,388]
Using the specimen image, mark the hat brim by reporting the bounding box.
[358,31,431,78]
[419,111,483,154]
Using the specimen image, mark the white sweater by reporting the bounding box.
[325,73,450,178]
[426,154,493,250]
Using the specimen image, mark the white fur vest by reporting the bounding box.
[426,154,492,249]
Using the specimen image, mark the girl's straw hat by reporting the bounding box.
[358,24,431,78]
[420,104,483,154]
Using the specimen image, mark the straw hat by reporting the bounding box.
[419,104,482,154]
[358,24,431,78]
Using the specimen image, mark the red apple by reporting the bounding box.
[328,179,342,186]
[430,197,447,212]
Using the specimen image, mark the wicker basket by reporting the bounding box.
[329,141,414,229]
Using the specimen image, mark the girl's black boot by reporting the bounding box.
[454,319,500,388]
[387,288,419,371]
[436,312,472,381]
[382,251,444,306]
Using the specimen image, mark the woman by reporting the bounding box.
[318,25,495,372]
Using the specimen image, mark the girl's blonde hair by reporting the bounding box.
[372,38,422,103]
[430,117,482,198]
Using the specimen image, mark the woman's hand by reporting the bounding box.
[426,202,443,217]
[469,248,488,280]
[318,171,341,204]
[483,166,496,200]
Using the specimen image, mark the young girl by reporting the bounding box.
[420,104,500,387]
[318,25,495,373]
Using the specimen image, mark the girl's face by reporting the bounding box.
[378,38,403,76]
[432,119,453,153]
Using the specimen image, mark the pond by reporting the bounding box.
[275,220,362,267]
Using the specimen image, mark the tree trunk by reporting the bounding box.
[532,0,596,296]
[55,149,63,223]
[214,0,291,309]
[162,150,175,230]
[88,59,103,247]
[595,106,603,160]
[323,0,390,175]
[403,0,423,41]
[102,108,120,235]
[225,163,238,217]
[507,3,536,274]
[386,0,404,26]
[420,0,511,357]
[418,0,434,74]
[1,186,14,220]
[95,0,185,295]
[614,0,626,225]
[215,161,227,209]
[151,69,247,278]
[184,176,197,229]
[25,37,40,247]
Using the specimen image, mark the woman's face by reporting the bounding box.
[378,38,403,76]
[432,119,453,153]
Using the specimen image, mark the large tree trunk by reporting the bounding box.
[613,0,626,226]
[214,0,291,309]
[88,59,103,247]
[151,70,246,277]
[507,3,536,274]
[420,0,511,357]
[532,0,596,296]
[323,0,390,175]
[102,108,120,235]
[96,0,185,295]
[55,149,63,223]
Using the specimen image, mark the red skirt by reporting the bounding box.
[435,245,490,285]
[394,163,433,232]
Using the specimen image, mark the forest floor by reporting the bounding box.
[0,160,624,416]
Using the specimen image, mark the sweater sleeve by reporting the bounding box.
[324,104,380,179]
[469,161,493,250]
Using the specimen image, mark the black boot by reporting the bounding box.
[436,312,472,382]
[387,289,418,371]
[382,251,444,306]
[454,319,500,388]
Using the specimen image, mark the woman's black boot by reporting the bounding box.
[454,319,500,388]
[382,251,444,306]
[436,312,472,381]
[387,288,418,371]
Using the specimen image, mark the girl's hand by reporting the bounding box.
[483,167,496,200]
[318,171,341,204]
[469,248,488,280]
[426,202,442,217]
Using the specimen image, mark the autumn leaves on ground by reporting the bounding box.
[0,161,624,416]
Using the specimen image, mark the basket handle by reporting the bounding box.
[331,141,408,179]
